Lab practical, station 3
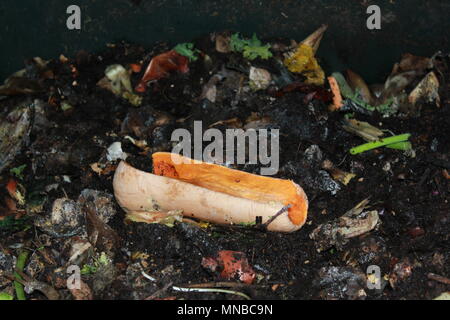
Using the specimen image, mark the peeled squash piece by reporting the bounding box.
[113,152,308,233]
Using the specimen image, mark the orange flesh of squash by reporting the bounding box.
[152,152,308,226]
[328,76,343,110]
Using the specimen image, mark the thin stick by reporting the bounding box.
[185,282,249,289]
[427,273,450,285]
[172,286,251,300]
[260,204,292,230]
[141,271,251,300]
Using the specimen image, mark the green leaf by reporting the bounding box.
[230,33,272,60]
[9,164,26,180]
[243,44,273,60]
[173,42,200,61]
[230,33,247,52]
[81,264,97,275]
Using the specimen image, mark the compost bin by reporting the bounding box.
[0,0,449,302]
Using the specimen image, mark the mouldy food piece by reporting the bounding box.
[105,64,133,94]
[78,189,116,224]
[34,198,85,238]
[248,67,272,91]
[215,33,231,53]
[408,71,440,107]
[97,64,142,106]
[106,142,128,162]
[0,99,33,174]
[314,266,367,300]
[310,199,380,252]
[284,25,327,85]
[113,152,309,233]
[135,50,189,93]
[284,44,325,85]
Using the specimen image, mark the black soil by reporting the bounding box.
[0,36,448,300]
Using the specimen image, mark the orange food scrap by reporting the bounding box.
[135,50,189,93]
[328,76,343,110]
[130,63,142,73]
[443,169,450,180]
[6,179,18,199]
[202,250,256,284]
[152,152,308,226]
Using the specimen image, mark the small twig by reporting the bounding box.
[259,204,292,230]
[337,154,348,167]
[141,271,251,300]
[185,282,249,289]
[427,273,450,285]
[172,286,251,300]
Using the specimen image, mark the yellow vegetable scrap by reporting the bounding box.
[284,43,325,86]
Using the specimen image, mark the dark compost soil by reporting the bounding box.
[0,35,448,300]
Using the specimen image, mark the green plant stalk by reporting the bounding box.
[14,250,30,300]
[350,134,411,155]
[0,292,14,300]
[385,141,412,151]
